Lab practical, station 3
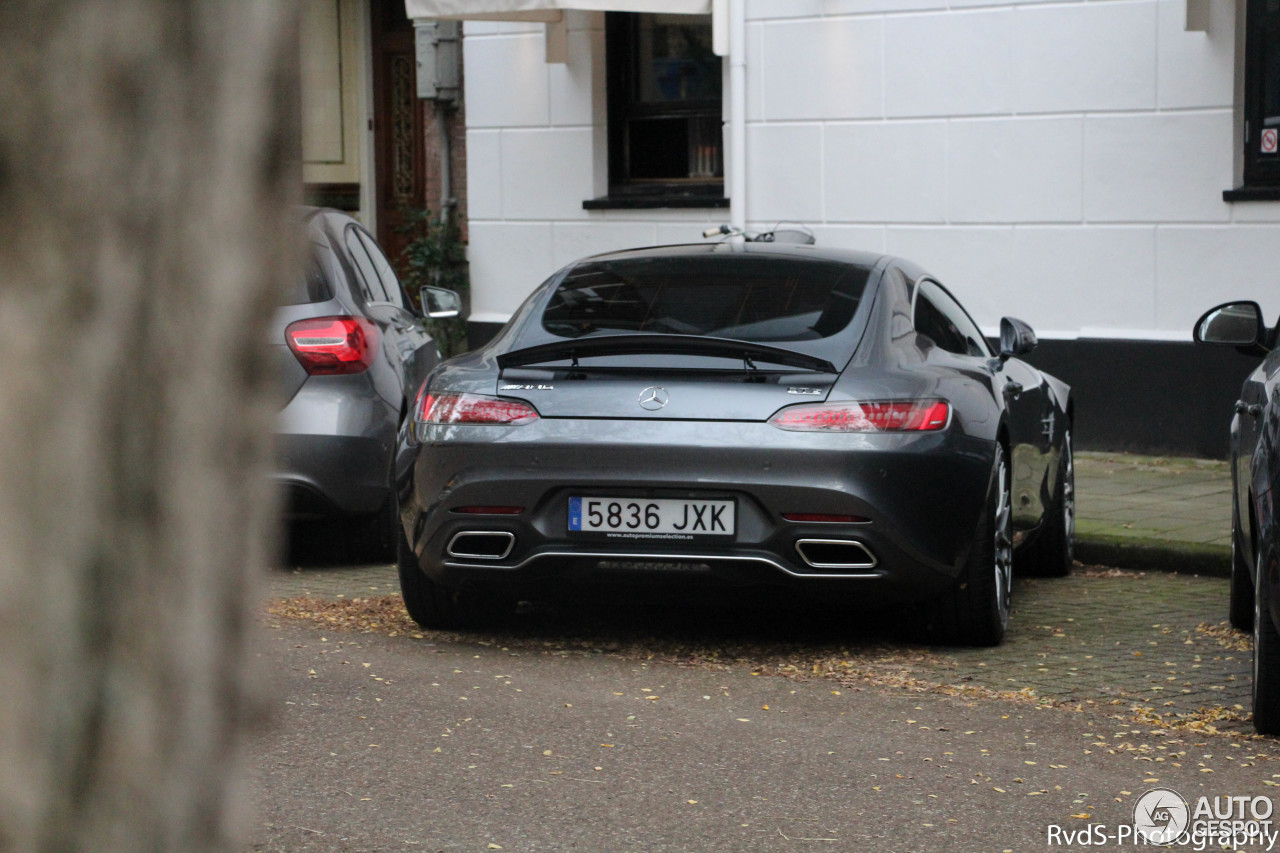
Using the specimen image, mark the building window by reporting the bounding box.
[585,12,725,209]
[1242,0,1280,192]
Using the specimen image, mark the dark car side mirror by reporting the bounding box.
[1194,301,1271,356]
[420,285,461,319]
[998,317,1037,361]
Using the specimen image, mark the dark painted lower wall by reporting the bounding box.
[467,320,1258,459]
[1020,338,1260,459]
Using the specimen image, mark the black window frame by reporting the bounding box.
[1228,0,1280,199]
[584,12,727,210]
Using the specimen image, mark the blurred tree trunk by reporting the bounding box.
[0,2,297,851]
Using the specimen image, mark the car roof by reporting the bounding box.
[573,241,888,270]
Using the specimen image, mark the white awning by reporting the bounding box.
[404,0,712,21]
[405,0,723,62]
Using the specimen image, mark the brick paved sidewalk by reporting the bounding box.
[1074,452,1232,575]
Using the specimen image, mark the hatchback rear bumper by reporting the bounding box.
[274,379,397,517]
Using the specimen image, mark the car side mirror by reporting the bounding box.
[1194,301,1270,355]
[420,286,461,319]
[999,317,1037,361]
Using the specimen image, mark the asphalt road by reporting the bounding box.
[250,611,1280,853]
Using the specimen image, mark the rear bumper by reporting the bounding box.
[400,418,995,603]
[274,377,397,518]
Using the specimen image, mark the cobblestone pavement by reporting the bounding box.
[946,571,1250,729]
[265,561,396,600]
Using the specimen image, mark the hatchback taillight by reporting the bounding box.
[285,316,379,375]
[769,400,950,432]
[415,391,540,425]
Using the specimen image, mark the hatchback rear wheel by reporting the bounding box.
[352,492,397,563]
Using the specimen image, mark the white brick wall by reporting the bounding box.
[462,0,1280,339]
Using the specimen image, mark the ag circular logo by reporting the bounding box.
[1133,787,1190,844]
[638,386,669,411]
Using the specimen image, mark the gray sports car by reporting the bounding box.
[395,242,1073,645]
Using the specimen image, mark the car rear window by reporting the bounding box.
[541,255,870,342]
[279,243,335,306]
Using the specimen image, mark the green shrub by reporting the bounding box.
[396,207,468,359]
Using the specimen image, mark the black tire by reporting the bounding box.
[927,444,1013,646]
[1230,505,1255,631]
[1253,550,1280,735]
[396,524,515,630]
[351,492,397,564]
[1019,428,1074,577]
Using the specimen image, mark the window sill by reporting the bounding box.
[1223,186,1280,202]
[583,194,729,210]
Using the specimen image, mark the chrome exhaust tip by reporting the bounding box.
[794,538,877,570]
[447,531,515,560]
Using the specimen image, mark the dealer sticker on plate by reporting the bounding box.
[568,497,735,538]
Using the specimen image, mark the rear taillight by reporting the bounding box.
[414,391,540,426]
[769,400,950,432]
[285,316,378,375]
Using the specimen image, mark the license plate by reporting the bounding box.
[568,497,735,537]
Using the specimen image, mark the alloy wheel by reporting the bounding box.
[994,452,1013,628]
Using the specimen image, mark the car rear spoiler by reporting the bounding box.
[496,333,836,374]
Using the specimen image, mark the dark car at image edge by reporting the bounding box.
[1195,300,1280,734]
[394,242,1074,645]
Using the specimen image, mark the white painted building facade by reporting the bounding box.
[405,0,1280,454]
[456,0,1275,340]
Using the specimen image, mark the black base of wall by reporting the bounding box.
[467,321,1257,459]
[1021,338,1260,459]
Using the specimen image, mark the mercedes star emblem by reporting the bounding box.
[638,385,669,411]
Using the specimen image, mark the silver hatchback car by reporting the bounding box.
[275,207,457,560]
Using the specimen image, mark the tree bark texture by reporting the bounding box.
[0,2,298,851]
